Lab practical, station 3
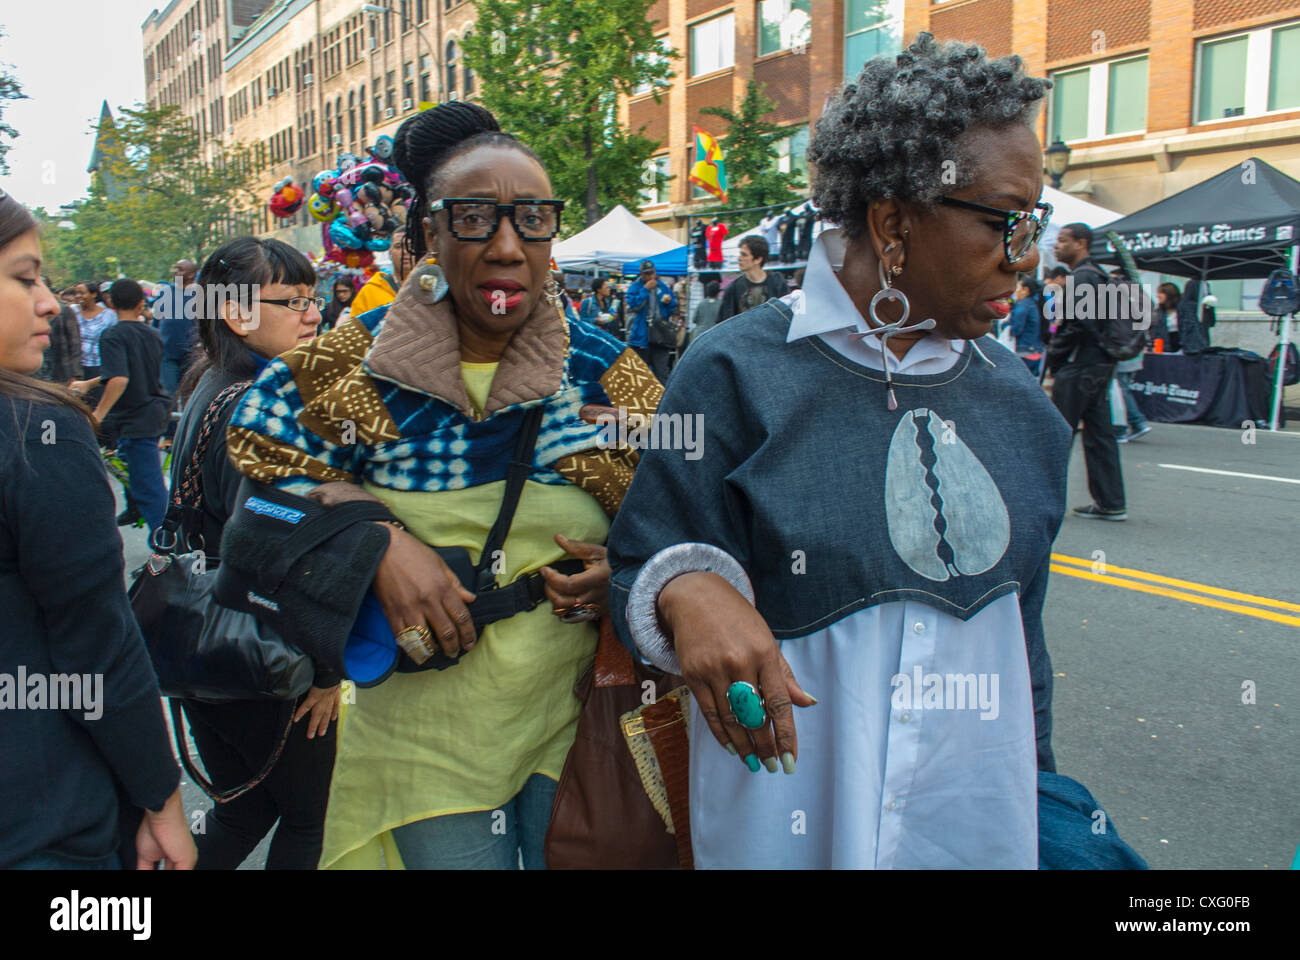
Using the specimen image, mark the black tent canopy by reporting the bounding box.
[1090,157,1300,279]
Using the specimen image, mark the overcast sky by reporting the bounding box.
[1,0,163,212]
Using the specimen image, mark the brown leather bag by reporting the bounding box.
[545,618,693,869]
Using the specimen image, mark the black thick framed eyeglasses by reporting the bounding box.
[430,198,565,242]
[938,196,1053,264]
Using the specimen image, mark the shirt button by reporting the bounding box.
[886,798,897,811]
[900,711,911,723]
[913,621,926,634]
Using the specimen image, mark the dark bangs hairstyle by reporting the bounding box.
[178,236,316,401]
[0,190,94,429]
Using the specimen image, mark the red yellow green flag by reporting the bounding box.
[689,126,728,203]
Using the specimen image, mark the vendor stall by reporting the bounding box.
[1091,157,1300,430]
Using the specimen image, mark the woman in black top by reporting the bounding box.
[172,236,338,869]
[0,189,194,870]
[318,277,355,335]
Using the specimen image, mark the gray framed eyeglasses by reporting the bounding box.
[430,198,565,241]
[257,296,326,312]
[937,197,1053,264]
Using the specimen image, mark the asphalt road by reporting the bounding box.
[116,418,1299,870]
[1047,420,1300,870]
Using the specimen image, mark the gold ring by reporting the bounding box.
[396,624,432,650]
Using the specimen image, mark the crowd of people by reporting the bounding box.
[5,32,1166,872]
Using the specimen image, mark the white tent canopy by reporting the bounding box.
[551,204,681,270]
[1039,185,1121,269]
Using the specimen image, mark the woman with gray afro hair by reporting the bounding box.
[606,32,1150,870]
[810,33,1050,235]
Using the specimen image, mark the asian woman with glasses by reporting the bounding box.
[168,236,338,870]
[222,102,663,869]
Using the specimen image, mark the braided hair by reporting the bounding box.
[392,101,542,260]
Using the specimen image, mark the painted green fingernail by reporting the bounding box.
[743,754,760,773]
[781,752,796,774]
[762,756,778,773]
[725,742,738,755]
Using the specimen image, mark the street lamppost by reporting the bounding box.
[1044,139,1072,189]
[361,2,440,116]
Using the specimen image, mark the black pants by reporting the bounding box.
[182,696,336,870]
[1052,362,1125,511]
[633,344,673,384]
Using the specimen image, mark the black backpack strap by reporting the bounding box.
[473,405,545,593]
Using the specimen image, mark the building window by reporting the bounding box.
[446,40,459,96]
[641,155,671,206]
[758,0,810,57]
[773,124,809,181]
[1196,22,1300,123]
[374,77,383,118]
[634,36,671,96]
[386,71,396,111]
[463,32,475,95]
[420,54,432,103]
[844,0,902,81]
[689,13,734,77]
[1050,55,1147,142]
[404,61,415,106]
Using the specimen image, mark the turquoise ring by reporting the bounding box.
[726,681,767,730]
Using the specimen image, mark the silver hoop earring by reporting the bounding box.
[542,276,562,306]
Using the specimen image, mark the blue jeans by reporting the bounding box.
[118,436,168,532]
[161,356,184,396]
[390,774,557,869]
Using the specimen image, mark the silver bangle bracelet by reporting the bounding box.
[626,542,755,674]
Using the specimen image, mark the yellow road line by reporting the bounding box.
[1048,564,1300,628]
[1051,553,1300,613]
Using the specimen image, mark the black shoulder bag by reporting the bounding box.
[129,382,315,802]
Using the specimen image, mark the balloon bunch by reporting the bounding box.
[267,177,305,219]
[306,135,416,270]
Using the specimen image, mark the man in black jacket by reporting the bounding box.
[718,236,789,322]
[1046,222,1127,520]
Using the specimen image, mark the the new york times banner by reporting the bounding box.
[1128,354,1222,423]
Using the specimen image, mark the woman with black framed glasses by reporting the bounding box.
[169,236,338,870]
[608,33,1143,869]
[222,102,663,869]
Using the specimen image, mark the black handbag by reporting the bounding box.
[129,382,315,803]
[130,381,315,704]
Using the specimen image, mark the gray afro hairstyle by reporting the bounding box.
[808,32,1051,240]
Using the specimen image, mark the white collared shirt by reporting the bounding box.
[783,228,964,376]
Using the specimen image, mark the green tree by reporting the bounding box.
[698,80,805,229]
[0,31,28,175]
[45,103,257,283]
[462,0,677,230]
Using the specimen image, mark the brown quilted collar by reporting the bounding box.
[363,272,569,420]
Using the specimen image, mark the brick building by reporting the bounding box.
[143,0,274,163]
[914,0,1300,309]
[626,0,907,237]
